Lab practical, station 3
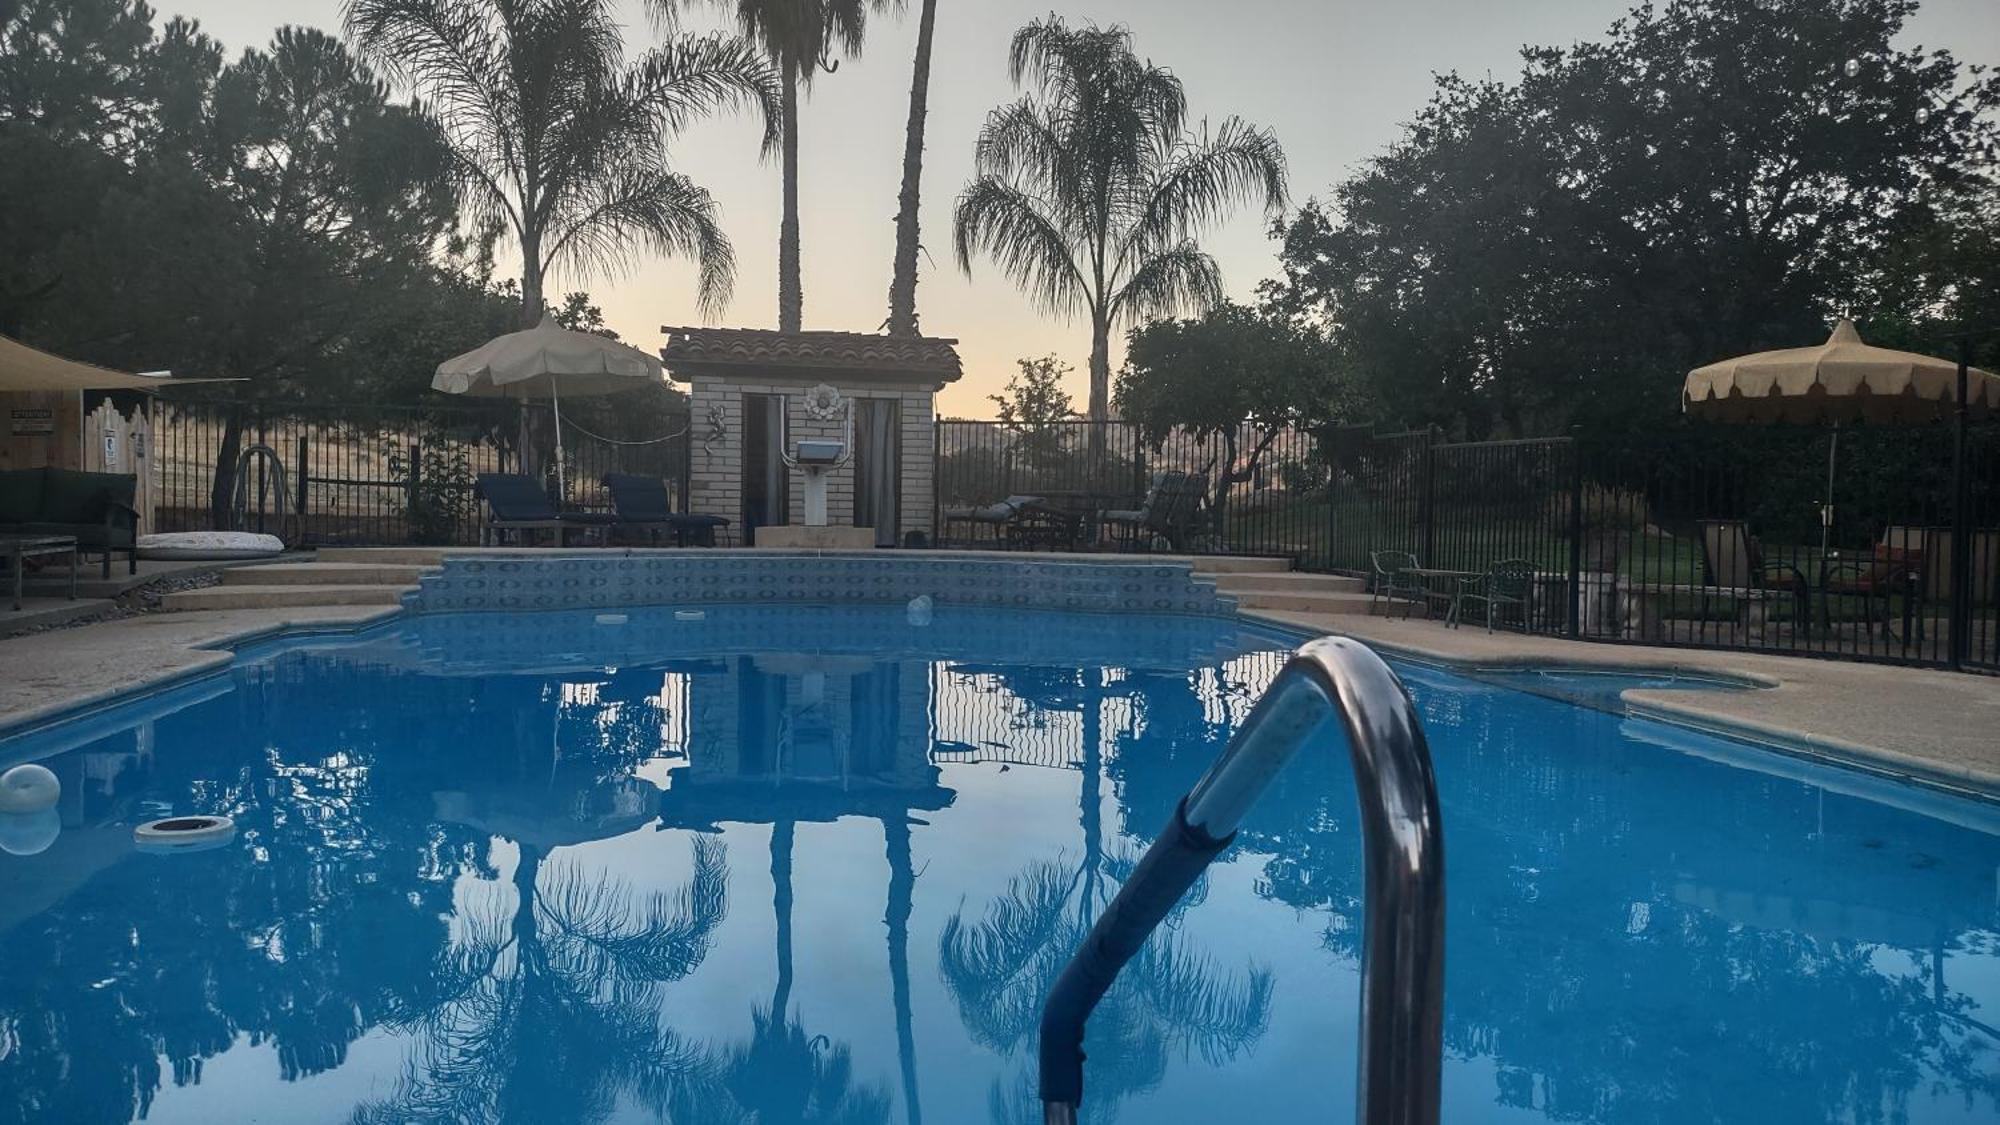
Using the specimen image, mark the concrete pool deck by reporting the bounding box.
[1,596,1997,797]
[1249,610,2000,794]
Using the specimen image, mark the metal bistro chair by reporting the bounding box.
[1370,549,1427,619]
[1447,558,1537,632]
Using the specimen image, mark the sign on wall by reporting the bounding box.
[9,408,54,435]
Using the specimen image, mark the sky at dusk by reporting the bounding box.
[163,0,2000,416]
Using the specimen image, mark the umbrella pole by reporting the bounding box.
[1821,423,1838,559]
[552,382,567,504]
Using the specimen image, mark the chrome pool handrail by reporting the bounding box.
[1038,635,1446,1125]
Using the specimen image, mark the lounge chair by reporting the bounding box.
[1369,549,1427,618]
[601,473,730,547]
[941,495,1042,545]
[474,473,616,546]
[1698,520,1810,629]
[1103,472,1207,552]
[1447,558,1536,632]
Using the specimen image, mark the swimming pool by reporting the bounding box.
[0,601,1995,1124]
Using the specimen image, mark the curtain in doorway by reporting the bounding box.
[855,398,901,547]
[743,393,789,543]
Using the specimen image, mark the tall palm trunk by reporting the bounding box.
[1086,306,1110,477]
[770,818,796,1014]
[512,843,544,953]
[778,60,803,332]
[883,815,923,1123]
[884,0,937,337]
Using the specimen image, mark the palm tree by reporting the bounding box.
[665,0,893,332]
[884,0,937,336]
[345,0,781,328]
[952,16,1287,459]
[351,839,737,1123]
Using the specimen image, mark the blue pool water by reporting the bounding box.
[0,603,1996,1124]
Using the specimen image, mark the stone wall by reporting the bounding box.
[684,374,936,542]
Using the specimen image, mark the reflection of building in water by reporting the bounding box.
[928,647,1289,772]
[661,655,951,827]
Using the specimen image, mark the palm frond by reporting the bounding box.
[632,31,781,150]
[1110,241,1223,321]
[545,163,736,316]
[1115,116,1288,278]
[973,98,1082,233]
[1127,935,1273,1065]
[537,834,730,982]
[953,176,1087,316]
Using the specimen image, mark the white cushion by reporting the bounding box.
[137,531,286,560]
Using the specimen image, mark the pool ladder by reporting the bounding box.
[1039,636,1446,1125]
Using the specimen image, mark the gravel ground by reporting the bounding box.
[1,569,222,638]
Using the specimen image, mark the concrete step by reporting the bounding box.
[1212,571,1365,595]
[1191,555,1293,574]
[222,562,427,587]
[314,547,450,566]
[161,584,411,612]
[1227,590,1381,614]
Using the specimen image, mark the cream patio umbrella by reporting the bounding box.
[1682,318,2000,554]
[433,314,665,500]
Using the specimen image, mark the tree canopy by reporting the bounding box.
[1264,0,2000,439]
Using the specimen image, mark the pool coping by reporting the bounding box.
[1241,609,2000,801]
[4,588,1999,804]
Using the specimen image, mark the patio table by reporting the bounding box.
[2,533,78,611]
[1402,568,1478,618]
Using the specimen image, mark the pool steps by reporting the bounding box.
[160,557,428,611]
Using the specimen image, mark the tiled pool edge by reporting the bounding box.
[408,552,1238,616]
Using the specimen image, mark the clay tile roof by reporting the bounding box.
[658,326,962,383]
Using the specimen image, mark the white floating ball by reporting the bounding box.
[0,809,60,856]
[906,595,934,627]
[0,764,60,814]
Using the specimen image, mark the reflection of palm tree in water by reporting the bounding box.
[351,836,734,1124]
[941,665,1273,1123]
[726,820,893,1124]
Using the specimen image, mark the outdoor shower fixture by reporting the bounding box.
[785,384,854,527]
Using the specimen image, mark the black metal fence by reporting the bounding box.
[1329,423,2000,672]
[153,400,690,546]
[937,414,2000,672]
[934,419,1333,563]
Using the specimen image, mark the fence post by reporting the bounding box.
[1567,432,1584,639]
[407,441,423,540]
[295,434,310,546]
[1949,338,1973,670]
[254,417,269,535]
[1419,427,1437,565]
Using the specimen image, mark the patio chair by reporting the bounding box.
[1369,550,1427,619]
[1698,520,1811,630]
[940,495,1042,546]
[601,473,730,547]
[1447,558,1537,632]
[1822,538,1925,648]
[474,473,616,546]
[1103,472,1208,552]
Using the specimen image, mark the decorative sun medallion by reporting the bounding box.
[801,382,845,420]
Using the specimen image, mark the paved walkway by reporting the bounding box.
[2,599,1997,796]
[1251,610,2000,793]
[0,605,396,734]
